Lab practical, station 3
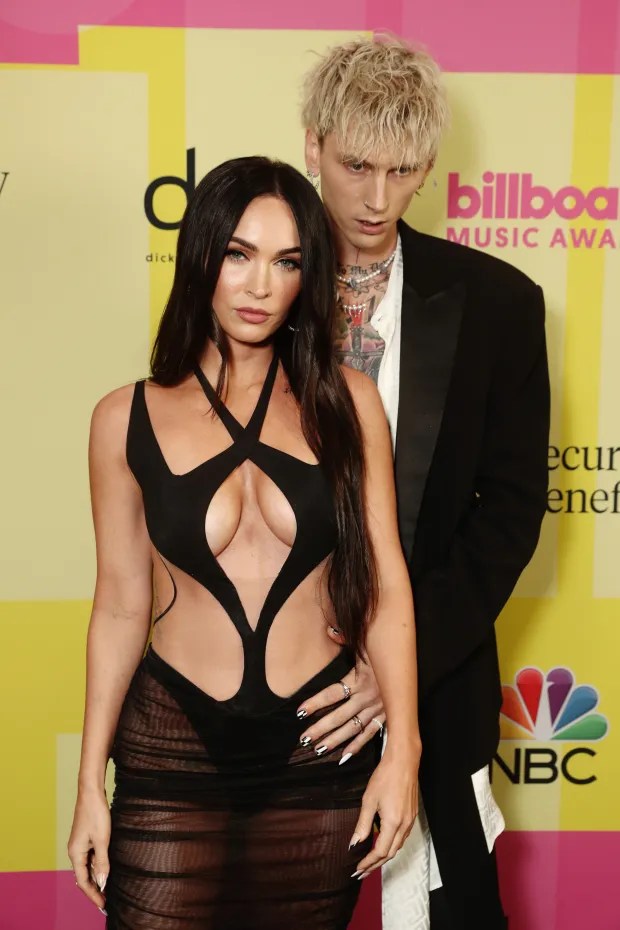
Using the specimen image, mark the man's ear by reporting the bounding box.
[305,129,321,175]
[422,159,435,183]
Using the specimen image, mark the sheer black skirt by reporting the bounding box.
[105,647,378,929]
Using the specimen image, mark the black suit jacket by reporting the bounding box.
[394,221,550,774]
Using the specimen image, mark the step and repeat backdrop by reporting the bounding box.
[1,2,619,929]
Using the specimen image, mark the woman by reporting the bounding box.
[68,156,420,930]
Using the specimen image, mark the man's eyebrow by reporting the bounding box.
[341,154,371,166]
[230,237,301,259]
[340,155,417,171]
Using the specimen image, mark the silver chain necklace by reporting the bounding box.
[336,247,397,291]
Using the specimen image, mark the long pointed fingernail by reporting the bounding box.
[357,873,367,880]
[96,874,107,892]
[339,752,352,766]
[315,745,328,756]
[296,708,307,719]
[98,908,108,916]
[349,834,360,849]
[299,735,311,746]
[351,870,363,878]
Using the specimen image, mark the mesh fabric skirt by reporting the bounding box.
[105,647,377,930]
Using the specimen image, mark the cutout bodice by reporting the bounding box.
[126,354,339,711]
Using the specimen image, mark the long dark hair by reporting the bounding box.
[151,156,377,657]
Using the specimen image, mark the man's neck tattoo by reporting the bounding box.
[336,247,397,292]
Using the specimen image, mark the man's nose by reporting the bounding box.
[364,174,389,213]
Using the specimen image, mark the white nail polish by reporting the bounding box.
[98,908,108,916]
[339,752,352,766]
[97,874,107,893]
[351,870,362,878]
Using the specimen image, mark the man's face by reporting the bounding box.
[305,131,430,258]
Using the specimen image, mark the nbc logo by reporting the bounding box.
[492,667,609,786]
[500,666,608,741]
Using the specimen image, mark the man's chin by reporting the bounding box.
[348,226,395,252]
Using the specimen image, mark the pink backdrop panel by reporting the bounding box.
[498,832,620,930]
[1,0,620,72]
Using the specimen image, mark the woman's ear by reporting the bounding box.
[326,624,347,646]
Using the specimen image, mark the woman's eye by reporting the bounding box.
[225,249,246,262]
[277,258,301,272]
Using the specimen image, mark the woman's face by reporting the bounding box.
[211,195,302,347]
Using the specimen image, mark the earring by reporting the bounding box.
[287,323,299,332]
[306,170,319,191]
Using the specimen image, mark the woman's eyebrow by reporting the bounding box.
[230,235,257,252]
[230,237,301,259]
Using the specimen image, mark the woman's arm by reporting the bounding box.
[343,366,420,878]
[68,385,153,910]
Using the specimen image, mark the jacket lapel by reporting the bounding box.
[395,278,465,563]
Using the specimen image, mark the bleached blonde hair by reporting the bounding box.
[301,35,448,168]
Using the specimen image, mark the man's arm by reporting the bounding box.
[414,283,550,700]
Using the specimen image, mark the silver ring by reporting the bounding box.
[352,714,363,730]
[372,716,384,735]
[339,680,352,700]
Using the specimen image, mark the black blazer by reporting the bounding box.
[394,220,550,774]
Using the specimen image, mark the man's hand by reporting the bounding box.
[296,628,385,763]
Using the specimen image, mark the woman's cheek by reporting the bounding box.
[286,278,302,303]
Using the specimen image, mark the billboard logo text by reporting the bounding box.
[448,172,618,220]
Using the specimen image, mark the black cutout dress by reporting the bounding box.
[105,354,378,929]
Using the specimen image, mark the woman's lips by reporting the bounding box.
[235,307,270,324]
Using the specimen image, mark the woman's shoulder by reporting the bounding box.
[339,365,386,430]
[90,381,141,448]
[340,364,382,402]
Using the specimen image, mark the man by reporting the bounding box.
[294,36,550,929]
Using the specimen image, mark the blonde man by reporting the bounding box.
[294,36,550,930]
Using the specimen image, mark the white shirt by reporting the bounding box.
[371,237,506,929]
[372,236,403,451]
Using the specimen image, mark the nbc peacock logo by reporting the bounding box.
[500,667,608,741]
[493,667,609,785]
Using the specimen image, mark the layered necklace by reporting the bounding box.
[336,247,397,313]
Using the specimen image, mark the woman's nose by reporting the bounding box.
[246,262,272,299]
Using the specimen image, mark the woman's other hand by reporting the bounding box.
[68,786,111,913]
[349,741,421,878]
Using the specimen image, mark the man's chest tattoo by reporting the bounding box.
[335,269,391,383]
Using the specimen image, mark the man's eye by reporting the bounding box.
[347,162,365,173]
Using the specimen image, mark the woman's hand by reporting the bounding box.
[68,786,111,912]
[350,742,421,879]
[296,638,385,762]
